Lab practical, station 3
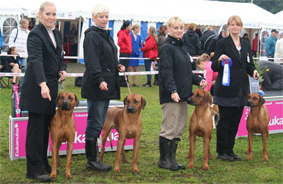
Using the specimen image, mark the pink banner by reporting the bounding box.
[237,100,283,137]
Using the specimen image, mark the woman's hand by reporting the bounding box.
[218,54,229,63]
[253,70,259,80]
[39,82,51,101]
[59,71,67,81]
[99,81,108,91]
[118,64,125,72]
[171,92,180,102]
[199,79,208,87]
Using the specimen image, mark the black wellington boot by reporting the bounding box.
[170,138,185,170]
[158,136,179,171]
[85,138,112,172]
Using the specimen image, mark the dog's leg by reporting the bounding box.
[187,134,196,169]
[50,141,58,178]
[246,131,254,161]
[57,142,62,167]
[121,139,129,163]
[262,132,268,162]
[100,127,111,162]
[208,135,212,160]
[114,138,124,172]
[65,141,73,179]
[132,137,140,173]
[203,136,210,170]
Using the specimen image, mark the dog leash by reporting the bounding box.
[124,73,132,94]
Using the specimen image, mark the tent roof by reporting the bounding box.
[276,10,283,20]
[4,0,283,29]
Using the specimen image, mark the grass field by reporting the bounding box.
[0,63,282,183]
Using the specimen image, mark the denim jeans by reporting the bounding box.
[20,58,27,73]
[144,60,152,84]
[85,99,110,138]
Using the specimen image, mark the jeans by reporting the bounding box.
[85,99,110,138]
[20,58,28,73]
[144,60,152,84]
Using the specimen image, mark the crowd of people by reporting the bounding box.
[0,1,282,182]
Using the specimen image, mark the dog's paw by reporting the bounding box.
[187,164,194,169]
[50,173,57,178]
[114,167,120,173]
[133,168,140,173]
[66,174,73,179]
[246,157,252,161]
[203,165,210,170]
[263,156,268,162]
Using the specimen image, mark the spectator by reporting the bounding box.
[196,53,218,96]
[19,2,67,182]
[257,61,283,91]
[141,26,158,87]
[6,47,22,85]
[81,4,125,172]
[28,21,34,31]
[242,33,249,42]
[129,24,142,87]
[158,16,207,171]
[265,29,278,62]
[69,23,78,44]
[117,21,132,87]
[211,15,258,162]
[200,26,216,53]
[8,18,30,73]
[274,32,283,63]
[206,24,229,59]
[182,23,202,70]
[155,25,167,86]
[252,33,259,57]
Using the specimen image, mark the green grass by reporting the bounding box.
[0,63,283,183]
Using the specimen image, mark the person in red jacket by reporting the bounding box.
[117,21,132,87]
[141,26,158,87]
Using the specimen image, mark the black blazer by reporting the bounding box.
[211,35,255,98]
[20,23,66,115]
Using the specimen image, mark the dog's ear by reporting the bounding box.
[259,95,265,106]
[141,96,147,110]
[202,92,212,105]
[55,93,61,105]
[74,94,80,107]
[123,96,127,108]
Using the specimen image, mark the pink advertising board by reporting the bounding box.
[9,111,134,160]
[237,100,283,137]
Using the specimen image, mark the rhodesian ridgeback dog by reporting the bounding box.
[246,93,270,162]
[99,94,146,173]
[50,92,79,179]
[187,89,213,170]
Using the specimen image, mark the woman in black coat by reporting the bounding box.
[19,2,67,182]
[211,15,258,162]
[158,17,206,171]
[6,47,21,85]
[81,4,125,172]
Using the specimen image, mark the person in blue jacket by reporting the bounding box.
[128,24,142,87]
[265,29,278,62]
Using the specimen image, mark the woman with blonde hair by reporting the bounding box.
[141,26,158,87]
[129,24,142,87]
[8,18,29,73]
[20,2,67,182]
[158,16,207,171]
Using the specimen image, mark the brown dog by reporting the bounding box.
[50,92,79,179]
[99,94,146,173]
[246,93,270,161]
[187,89,213,170]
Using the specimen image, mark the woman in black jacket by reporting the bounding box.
[211,15,258,162]
[20,2,67,182]
[158,17,207,171]
[81,4,125,172]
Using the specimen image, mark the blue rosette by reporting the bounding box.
[221,58,232,86]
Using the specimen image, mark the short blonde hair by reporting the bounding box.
[131,24,140,31]
[227,15,243,28]
[92,4,109,18]
[167,16,184,29]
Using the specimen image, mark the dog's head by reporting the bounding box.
[123,94,146,113]
[246,93,265,107]
[187,89,212,106]
[56,92,79,111]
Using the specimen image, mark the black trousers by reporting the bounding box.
[216,106,244,154]
[26,112,52,178]
[119,53,129,87]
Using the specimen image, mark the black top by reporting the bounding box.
[182,30,202,56]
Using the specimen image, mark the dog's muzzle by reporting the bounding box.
[246,101,253,107]
[187,98,196,105]
[61,100,71,111]
[127,106,137,113]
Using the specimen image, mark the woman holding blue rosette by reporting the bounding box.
[211,15,259,162]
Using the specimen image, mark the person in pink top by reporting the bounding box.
[196,53,218,96]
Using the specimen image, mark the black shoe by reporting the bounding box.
[86,160,112,172]
[217,153,234,161]
[142,83,151,87]
[28,175,51,182]
[229,153,241,161]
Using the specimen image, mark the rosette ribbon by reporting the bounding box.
[221,58,232,86]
